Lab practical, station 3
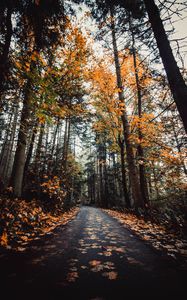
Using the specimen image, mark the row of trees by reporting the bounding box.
[0,2,90,207]
[85,54,186,209]
[83,0,187,209]
[0,0,186,212]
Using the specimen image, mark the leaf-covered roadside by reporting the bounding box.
[103,209,187,267]
[0,197,80,251]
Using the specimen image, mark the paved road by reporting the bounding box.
[0,206,186,299]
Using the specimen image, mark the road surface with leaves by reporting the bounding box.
[0,206,186,299]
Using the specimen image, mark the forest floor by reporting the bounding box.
[0,197,79,250]
[104,209,187,268]
[0,206,187,300]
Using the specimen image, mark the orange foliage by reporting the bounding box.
[0,197,79,251]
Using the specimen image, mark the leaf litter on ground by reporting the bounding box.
[0,197,80,251]
[103,209,187,269]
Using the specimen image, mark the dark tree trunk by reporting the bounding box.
[110,6,144,209]
[48,118,60,174]
[0,101,19,183]
[152,164,159,199]
[51,118,60,157]
[10,42,39,197]
[103,142,108,208]
[118,137,131,208]
[171,116,187,176]
[0,6,13,105]
[144,0,187,133]
[10,83,32,197]
[130,21,149,206]
[62,117,71,171]
[99,154,103,206]
[35,123,45,167]
[34,122,45,198]
[0,108,14,180]
[23,123,38,180]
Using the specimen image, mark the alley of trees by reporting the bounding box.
[0,0,187,247]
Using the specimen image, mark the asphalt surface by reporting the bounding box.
[0,206,186,299]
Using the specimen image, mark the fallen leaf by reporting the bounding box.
[66,272,79,282]
[89,260,102,267]
[0,231,8,246]
[102,271,118,280]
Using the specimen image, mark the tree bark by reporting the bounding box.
[34,122,45,197]
[144,0,187,133]
[10,83,32,197]
[23,123,38,180]
[130,21,149,205]
[110,6,144,209]
[10,39,38,197]
[48,118,60,174]
[0,108,14,179]
[118,137,131,208]
[103,141,108,208]
[171,115,187,176]
[0,101,19,183]
[62,117,71,171]
[0,6,13,106]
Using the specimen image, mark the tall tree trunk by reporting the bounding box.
[110,7,144,209]
[10,40,39,197]
[99,154,103,206]
[35,123,45,167]
[51,118,60,157]
[48,118,60,174]
[23,123,38,181]
[10,82,32,197]
[144,0,187,133]
[103,142,108,208]
[0,111,14,184]
[152,164,159,199]
[62,117,71,171]
[112,153,121,199]
[0,6,13,107]
[171,116,187,176]
[130,20,149,205]
[118,137,131,208]
[34,122,45,197]
[0,101,19,183]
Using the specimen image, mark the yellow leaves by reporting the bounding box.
[92,121,106,133]
[112,115,119,126]
[41,176,66,199]
[38,115,46,125]
[119,102,125,108]
[115,87,123,93]
[25,61,30,72]
[0,231,8,247]
[14,61,22,70]
[14,50,46,76]
[120,49,153,89]
[30,51,46,66]
[160,149,182,166]
[41,103,48,110]
[129,113,163,149]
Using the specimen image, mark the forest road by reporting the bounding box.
[0,206,186,300]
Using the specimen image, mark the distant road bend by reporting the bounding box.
[0,206,186,299]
